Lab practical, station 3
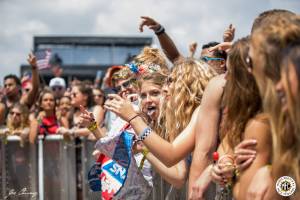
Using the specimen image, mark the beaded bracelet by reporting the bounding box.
[137,127,152,141]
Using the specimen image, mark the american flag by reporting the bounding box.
[35,49,52,70]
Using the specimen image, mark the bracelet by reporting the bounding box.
[139,148,149,169]
[155,25,165,35]
[128,114,140,124]
[142,148,149,157]
[88,121,98,132]
[137,127,152,141]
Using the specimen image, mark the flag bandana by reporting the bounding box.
[89,123,152,200]
[88,130,134,199]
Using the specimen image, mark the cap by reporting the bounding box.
[49,77,66,88]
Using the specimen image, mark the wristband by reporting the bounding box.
[155,25,165,35]
[137,127,152,141]
[128,114,140,124]
[88,121,98,132]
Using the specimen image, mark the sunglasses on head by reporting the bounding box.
[114,78,137,92]
[200,56,225,62]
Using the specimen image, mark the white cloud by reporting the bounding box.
[0,0,299,85]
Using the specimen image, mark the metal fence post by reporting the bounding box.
[38,135,44,200]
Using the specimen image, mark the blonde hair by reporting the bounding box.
[134,46,169,73]
[137,72,168,137]
[165,58,217,141]
[252,15,300,187]
[7,103,29,132]
[274,43,300,187]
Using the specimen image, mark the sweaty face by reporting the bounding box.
[140,81,162,121]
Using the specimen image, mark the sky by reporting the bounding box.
[0,0,300,85]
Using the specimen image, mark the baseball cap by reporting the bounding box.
[49,77,66,88]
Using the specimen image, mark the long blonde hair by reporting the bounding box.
[7,103,29,132]
[252,15,300,187]
[165,58,217,141]
[275,43,300,188]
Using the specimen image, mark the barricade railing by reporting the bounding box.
[0,135,188,200]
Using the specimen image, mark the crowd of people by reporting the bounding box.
[0,8,299,200]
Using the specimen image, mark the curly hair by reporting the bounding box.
[165,58,217,141]
[134,46,169,73]
[221,37,262,149]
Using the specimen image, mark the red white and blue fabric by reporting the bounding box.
[89,120,152,200]
[35,49,52,70]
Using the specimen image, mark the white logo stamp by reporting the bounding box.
[276,176,296,197]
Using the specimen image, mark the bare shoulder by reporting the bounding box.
[244,113,271,150]
[207,74,226,89]
[201,74,226,109]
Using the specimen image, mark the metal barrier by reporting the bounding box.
[0,135,188,200]
[1,136,38,200]
[39,135,77,200]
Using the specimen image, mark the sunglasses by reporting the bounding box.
[10,111,21,117]
[52,86,63,91]
[93,94,103,98]
[200,56,225,62]
[114,78,137,92]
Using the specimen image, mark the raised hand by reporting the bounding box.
[223,24,235,42]
[209,42,232,53]
[139,16,161,32]
[79,105,95,128]
[189,42,198,58]
[104,94,137,122]
[27,52,37,68]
